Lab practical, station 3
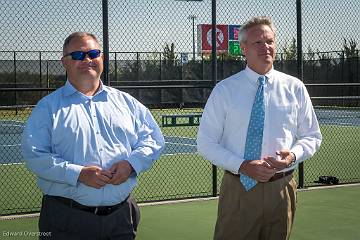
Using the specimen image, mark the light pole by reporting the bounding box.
[189,15,197,61]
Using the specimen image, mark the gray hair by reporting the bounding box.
[62,32,100,55]
[238,16,276,43]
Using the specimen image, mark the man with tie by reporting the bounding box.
[197,16,322,240]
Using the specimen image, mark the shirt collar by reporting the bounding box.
[62,80,111,98]
[244,65,275,85]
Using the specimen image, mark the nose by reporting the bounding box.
[82,54,92,62]
[260,42,270,48]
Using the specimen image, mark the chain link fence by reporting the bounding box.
[0,0,359,215]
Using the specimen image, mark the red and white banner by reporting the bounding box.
[198,24,228,52]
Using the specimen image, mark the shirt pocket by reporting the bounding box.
[276,105,297,127]
[269,105,298,139]
[107,107,137,149]
[225,107,251,136]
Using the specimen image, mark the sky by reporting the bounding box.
[0,0,359,60]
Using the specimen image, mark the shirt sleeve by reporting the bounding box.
[21,101,83,186]
[196,86,244,173]
[291,83,322,162]
[126,103,165,175]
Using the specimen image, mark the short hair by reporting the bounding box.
[62,32,100,55]
[238,16,276,43]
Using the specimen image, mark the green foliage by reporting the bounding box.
[282,37,297,60]
[306,45,316,60]
[163,43,178,67]
[116,58,141,81]
[162,43,181,80]
[163,43,179,66]
[343,38,359,58]
[316,51,331,60]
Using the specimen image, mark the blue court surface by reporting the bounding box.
[315,108,360,126]
[1,108,359,165]
[0,121,197,165]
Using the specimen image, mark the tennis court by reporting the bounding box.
[0,120,24,165]
[1,107,360,166]
[315,108,360,126]
[0,121,197,165]
[0,107,360,215]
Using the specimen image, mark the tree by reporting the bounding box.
[305,45,315,61]
[281,37,297,60]
[163,43,178,67]
[342,38,359,85]
[162,43,180,80]
[343,38,359,58]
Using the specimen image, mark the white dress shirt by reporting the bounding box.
[197,66,322,174]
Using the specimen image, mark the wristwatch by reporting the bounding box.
[287,152,297,168]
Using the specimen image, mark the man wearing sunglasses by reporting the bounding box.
[21,32,165,240]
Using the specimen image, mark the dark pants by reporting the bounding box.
[39,195,140,240]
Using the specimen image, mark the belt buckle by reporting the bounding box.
[94,207,99,215]
[94,206,112,215]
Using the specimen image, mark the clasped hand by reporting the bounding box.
[239,150,294,182]
[78,160,133,189]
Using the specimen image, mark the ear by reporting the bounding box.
[61,57,70,70]
[240,41,247,55]
[61,58,71,71]
[61,57,66,67]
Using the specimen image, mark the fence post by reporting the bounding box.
[47,60,50,95]
[13,51,18,114]
[114,52,118,83]
[160,52,162,80]
[102,0,109,86]
[39,51,42,87]
[136,52,140,81]
[296,0,304,188]
[201,52,204,80]
[211,0,217,197]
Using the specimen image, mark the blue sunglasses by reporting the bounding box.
[63,49,101,61]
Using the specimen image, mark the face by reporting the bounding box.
[61,36,103,85]
[240,24,276,75]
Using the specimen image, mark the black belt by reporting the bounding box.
[226,169,294,182]
[269,169,294,182]
[46,195,128,216]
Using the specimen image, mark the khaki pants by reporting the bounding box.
[214,171,297,240]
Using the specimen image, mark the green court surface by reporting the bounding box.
[1,121,360,215]
[1,107,360,215]
[1,185,359,240]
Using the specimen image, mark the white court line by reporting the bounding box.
[164,136,197,156]
[165,135,196,140]
[0,144,21,147]
[163,152,199,156]
[0,162,25,166]
[321,122,356,126]
[165,141,196,147]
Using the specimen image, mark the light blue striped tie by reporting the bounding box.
[240,76,266,191]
